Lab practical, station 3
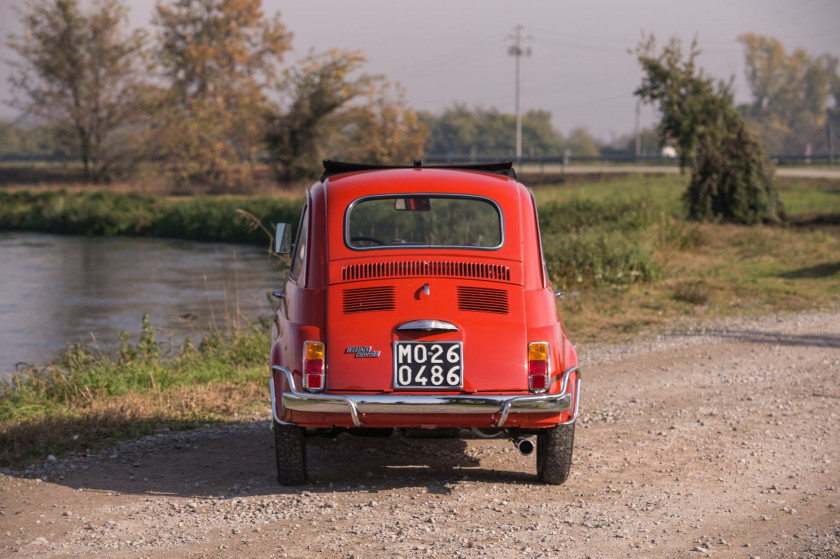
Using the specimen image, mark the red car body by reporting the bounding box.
[270,161,580,484]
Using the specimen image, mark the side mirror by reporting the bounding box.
[274,223,292,254]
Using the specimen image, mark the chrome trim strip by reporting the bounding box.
[397,319,459,332]
[501,366,580,427]
[560,376,582,425]
[273,367,364,427]
[496,399,515,428]
[551,365,579,389]
[271,365,576,428]
[268,377,293,425]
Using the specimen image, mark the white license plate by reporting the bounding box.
[393,341,463,389]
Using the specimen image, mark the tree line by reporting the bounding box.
[4,0,425,188]
[3,0,837,201]
[738,33,840,157]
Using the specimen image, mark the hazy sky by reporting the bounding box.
[1,0,838,142]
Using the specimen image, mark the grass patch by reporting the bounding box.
[561,221,840,342]
[0,189,304,244]
[671,280,712,305]
[532,172,686,214]
[531,173,840,341]
[776,177,840,217]
[543,229,661,289]
[0,315,268,467]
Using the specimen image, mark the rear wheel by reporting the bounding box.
[273,421,307,485]
[536,422,575,485]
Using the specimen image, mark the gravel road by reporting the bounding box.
[1,311,838,558]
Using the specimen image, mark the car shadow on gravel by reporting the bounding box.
[12,421,535,498]
[690,329,840,349]
[305,432,536,491]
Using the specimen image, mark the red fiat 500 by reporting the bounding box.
[270,161,580,485]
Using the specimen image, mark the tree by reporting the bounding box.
[0,120,23,156]
[418,104,480,157]
[738,33,836,155]
[827,54,840,109]
[152,0,292,189]
[419,105,564,158]
[264,49,373,183]
[521,109,565,158]
[565,127,599,157]
[635,36,783,224]
[602,126,660,157]
[6,0,149,181]
[0,118,66,157]
[330,81,428,164]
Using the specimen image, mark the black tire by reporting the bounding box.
[273,421,307,485]
[536,422,575,485]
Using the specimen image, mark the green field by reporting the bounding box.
[531,173,840,338]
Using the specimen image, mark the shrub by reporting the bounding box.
[538,197,658,236]
[543,230,660,289]
[635,36,784,224]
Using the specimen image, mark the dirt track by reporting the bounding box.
[1,311,838,558]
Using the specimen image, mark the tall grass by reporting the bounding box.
[543,230,660,289]
[539,196,665,288]
[0,315,268,466]
[0,190,303,244]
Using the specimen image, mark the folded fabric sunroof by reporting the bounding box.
[320,159,516,181]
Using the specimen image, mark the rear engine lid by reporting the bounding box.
[325,279,528,393]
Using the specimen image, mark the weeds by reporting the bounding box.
[0,317,267,466]
[544,230,660,289]
[539,196,662,288]
[538,196,659,235]
[672,281,711,305]
[0,190,303,244]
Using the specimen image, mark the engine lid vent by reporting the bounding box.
[457,286,509,314]
[343,286,396,314]
[342,261,511,282]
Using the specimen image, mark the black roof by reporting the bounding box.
[321,160,516,181]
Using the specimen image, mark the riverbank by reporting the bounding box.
[0,316,268,467]
[0,190,302,245]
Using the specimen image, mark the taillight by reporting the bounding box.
[528,342,549,393]
[303,341,325,392]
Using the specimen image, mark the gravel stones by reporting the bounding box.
[1,311,838,558]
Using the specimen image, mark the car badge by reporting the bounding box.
[345,346,381,358]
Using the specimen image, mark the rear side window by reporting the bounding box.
[346,195,503,249]
[290,205,308,282]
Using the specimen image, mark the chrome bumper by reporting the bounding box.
[270,365,580,428]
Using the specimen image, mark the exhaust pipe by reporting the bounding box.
[514,438,535,455]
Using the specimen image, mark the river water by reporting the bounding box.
[0,232,281,378]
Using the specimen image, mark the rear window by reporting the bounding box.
[346,195,503,249]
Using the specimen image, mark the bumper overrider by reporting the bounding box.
[270,365,580,428]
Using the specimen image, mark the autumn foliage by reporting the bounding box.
[7,0,428,189]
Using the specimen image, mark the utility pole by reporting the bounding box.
[635,99,642,159]
[508,25,531,161]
